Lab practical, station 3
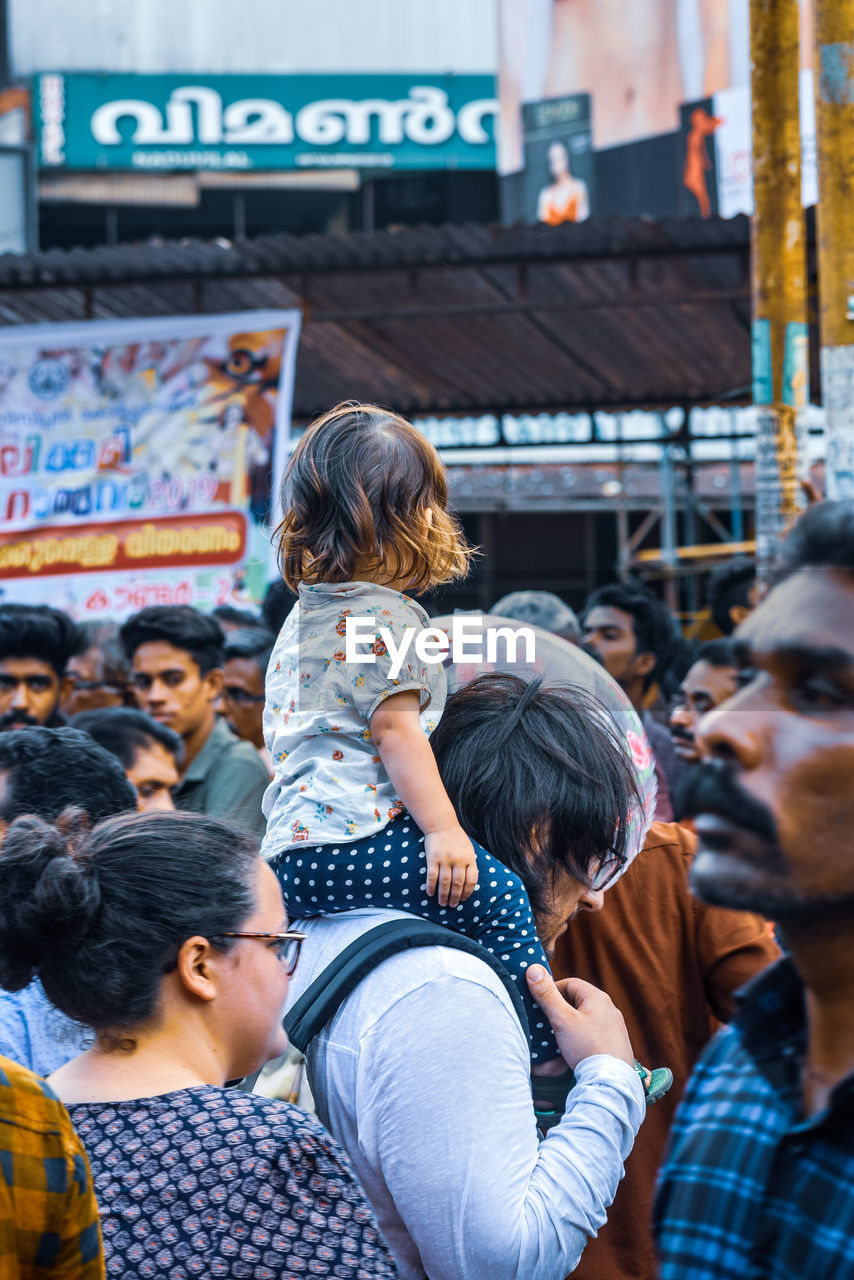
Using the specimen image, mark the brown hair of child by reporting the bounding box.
[275,402,473,594]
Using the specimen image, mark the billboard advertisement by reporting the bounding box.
[520,93,594,225]
[0,310,301,618]
[34,73,498,172]
[498,0,815,221]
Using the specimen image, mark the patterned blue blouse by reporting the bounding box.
[68,1084,398,1278]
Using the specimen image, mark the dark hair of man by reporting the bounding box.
[694,637,739,668]
[120,606,225,675]
[0,809,258,1031]
[779,499,854,576]
[706,556,756,634]
[75,621,131,686]
[261,580,297,635]
[70,707,185,772]
[583,582,677,691]
[223,627,276,676]
[211,604,263,628]
[0,604,83,677]
[0,727,137,826]
[430,673,640,916]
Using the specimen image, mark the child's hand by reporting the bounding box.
[424,827,479,908]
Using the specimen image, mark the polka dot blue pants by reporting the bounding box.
[272,812,559,1063]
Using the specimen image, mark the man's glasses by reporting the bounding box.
[221,930,305,974]
[69,678,126,694]
[591,854,625,892]
[221,686,266,706]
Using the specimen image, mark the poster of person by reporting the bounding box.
[0,309,301,618]
[521,93,594,225]
[678,98,722,217]
[498,0,815,221]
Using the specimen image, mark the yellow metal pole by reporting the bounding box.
[812,0,854,498]
[750,0,809,578]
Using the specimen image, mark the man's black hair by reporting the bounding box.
[224,627,276,676]
[0,726,137,825]
[261,580,297,635]
[693,638,738,668]
[0,604,83,677]
[211,604,263,628]
[583,582,678,691]
[431,673,641,916]
[70,707,184,772]
[120,606,225,675]
[707,557,756,634]
[780,500,854,576]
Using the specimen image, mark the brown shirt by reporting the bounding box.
[551,821,780,1280]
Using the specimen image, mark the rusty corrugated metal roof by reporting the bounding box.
[0,215,816,419]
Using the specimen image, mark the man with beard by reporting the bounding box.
[654,500,854,1279]
[669,638,738,765]
[0,604,82,732]
[285,674,647,1280]
[552,644,776,1280]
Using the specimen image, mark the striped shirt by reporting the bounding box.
[654,958,854,1280]
[0,1055,103,1278]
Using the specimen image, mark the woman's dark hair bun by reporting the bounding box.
[0,808,258,1032]
[0,807,101,990]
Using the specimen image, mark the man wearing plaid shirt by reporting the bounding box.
[0,1054,103,1278]
[654,500,854,1280]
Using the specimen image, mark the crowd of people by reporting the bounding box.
[0,402,851,1280]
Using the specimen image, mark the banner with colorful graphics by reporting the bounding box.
[0,309,301,618]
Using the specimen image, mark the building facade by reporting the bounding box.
[7,0,500,248]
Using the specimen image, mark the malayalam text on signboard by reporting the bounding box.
[35,73,498,171]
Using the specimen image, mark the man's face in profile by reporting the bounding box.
[220,657,266,748]
[670,659,738,763]
[680,567,854,922]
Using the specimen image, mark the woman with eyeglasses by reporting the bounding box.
[0,808,397,1279]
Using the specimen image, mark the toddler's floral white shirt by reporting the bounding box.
[261,581,446,857]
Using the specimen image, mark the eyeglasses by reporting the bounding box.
[69,678,125,694]
[221,685,266,706]
[221,930,305,974]
[591,855,625,892]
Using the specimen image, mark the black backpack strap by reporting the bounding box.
[284,917,530,1055]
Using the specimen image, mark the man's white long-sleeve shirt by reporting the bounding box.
[286,910,645,1280]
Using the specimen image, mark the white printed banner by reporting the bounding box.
[0,309,301,618]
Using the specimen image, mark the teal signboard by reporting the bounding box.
[35,73,498,172]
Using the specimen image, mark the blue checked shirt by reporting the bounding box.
[654,957,854,1280]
